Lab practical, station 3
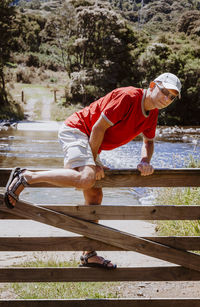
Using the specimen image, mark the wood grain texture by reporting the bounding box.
[0,266,200,282]
[0,194,200,272]
[1,205,200,220]
[0,168,200,187]
[0,299,200,307]
[0,236,199,251]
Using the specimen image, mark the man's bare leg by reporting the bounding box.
[7,166,96,207]
[81,186,116,268]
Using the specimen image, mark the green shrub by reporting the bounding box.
[16,67,34,83]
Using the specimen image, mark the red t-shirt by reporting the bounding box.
[65,87,158,152]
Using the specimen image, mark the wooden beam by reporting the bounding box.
[0,236,120,251]
[43,204,200,220]
[0,236,199,251]
[0,267,200,282]
[0,299,200,307]
[97,168,200,188]
[1,205,200,221]
[0,211,24,219]
[0,194,200,272]
[0,168,200,188]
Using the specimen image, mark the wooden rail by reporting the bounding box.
[1,205,200,220]
[0,266,200,282]
[0,167,199,306]
[0,168,200,187]
[0,236,199,251]
[0,298,200,307]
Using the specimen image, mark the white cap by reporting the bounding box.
[154,73,181,98]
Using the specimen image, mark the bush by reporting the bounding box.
[137,32,200,125]
[0,93,24,120]
[177,10,200,36]
[16,67,34,83]
[26,54,40,67]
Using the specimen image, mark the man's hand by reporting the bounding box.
[137,161,154,176]
[95,165,109,180]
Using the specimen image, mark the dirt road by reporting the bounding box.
[23,86,53,120]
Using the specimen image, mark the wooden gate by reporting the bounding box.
[0,168,200,306]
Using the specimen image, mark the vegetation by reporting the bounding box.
[51,102,82,121]
[109,0,200,33]
[138,32,200,125]
[0,0,23,119]
[10,259,120,299]
[155,158,200,237]
[58,1,147,105]
[1,0,200,124]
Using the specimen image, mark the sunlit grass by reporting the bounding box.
[11,259,120,299]
[155,157,200,237]
[51,102,83,121]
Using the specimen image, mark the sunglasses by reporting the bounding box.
[155,82,177,101]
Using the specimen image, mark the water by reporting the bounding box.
[0,123,199,206]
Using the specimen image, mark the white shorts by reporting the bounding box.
[58,123,102,169]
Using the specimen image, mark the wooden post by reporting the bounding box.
[21,90,24,102]
[54,90,57,102]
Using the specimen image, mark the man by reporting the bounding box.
[4,72,181,269]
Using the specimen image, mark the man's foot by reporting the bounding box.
[79,251,117,269]
[4,167,30,209]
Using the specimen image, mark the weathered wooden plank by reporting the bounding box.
[43,205,200,220]
[0,236,121,251]
[1,205,200,220]
[0,299,200,307]
[0,236,199,251]
[0,168,200,187]
[0,194,200,272]
[0,211,25,219]
[0,267,200,282]
[27,205,200,220]
[97,168,200,188]
[147,236,200,251]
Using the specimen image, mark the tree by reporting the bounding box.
[60,1,144,104]
[0,0,16,105]
[177,10,200,36]
[40,0,77,70]
[138,34,200,125]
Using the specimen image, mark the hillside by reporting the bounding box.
[109,0,200,32]
[16,0,200,33]
[1,0,200,124]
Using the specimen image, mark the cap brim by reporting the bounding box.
[162,82,181,99]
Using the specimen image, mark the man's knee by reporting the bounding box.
[77,167,96,190]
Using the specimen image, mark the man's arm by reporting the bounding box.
[89,116,111,180]
[137,137,154,176]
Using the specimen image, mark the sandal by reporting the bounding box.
[4,167,29,209]
[79,251,117,270]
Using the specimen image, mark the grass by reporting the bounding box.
[10,259,121,299]
[9,82,82,121]
[51,101,83,121]
[155,157,200,237]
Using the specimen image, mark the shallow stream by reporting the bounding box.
[0,122,199,207]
